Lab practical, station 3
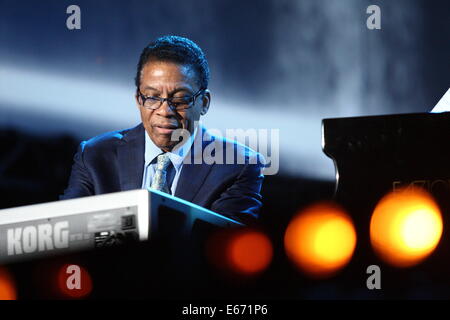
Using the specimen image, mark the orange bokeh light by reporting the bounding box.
[0,267,17,300]
[284,203,357,278]
[206,228,273,278]
[227,231,273,276]
[370,186,443,268]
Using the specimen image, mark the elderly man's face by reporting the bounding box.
[136,61,210,152]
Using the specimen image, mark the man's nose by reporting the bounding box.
[156,100,176,117]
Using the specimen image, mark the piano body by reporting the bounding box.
[322,112,450,294]
[323,111,450,222]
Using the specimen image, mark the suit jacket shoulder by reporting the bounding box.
[81,124,142,154]
[61,124,145,199]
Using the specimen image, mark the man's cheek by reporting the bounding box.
[145,114,153,126]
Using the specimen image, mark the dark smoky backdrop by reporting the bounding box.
[1,0,448,181]
[0,0,449,300]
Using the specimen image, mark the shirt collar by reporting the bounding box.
[144,126,199,170]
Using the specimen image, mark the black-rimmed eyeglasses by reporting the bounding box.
[137,88,205,111]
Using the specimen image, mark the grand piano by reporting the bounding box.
[322,110,450,297]
[323,111,450,222]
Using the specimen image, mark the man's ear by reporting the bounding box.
[135,92,141,108]
[200,89,211,115]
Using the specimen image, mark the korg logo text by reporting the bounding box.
[7,221,70,255]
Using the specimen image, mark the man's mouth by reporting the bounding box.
[154,124,179,134]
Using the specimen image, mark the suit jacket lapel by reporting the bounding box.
[175,127,214,202]
[118,123,145,191]
[175,162,213,203]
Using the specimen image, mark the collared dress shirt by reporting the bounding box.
[141,127,198,195]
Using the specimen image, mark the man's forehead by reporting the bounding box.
[140,61,197,90]
[142,61,196,78]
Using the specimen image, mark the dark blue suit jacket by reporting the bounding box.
[61,124,265,224]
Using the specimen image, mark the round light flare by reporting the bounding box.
[370,187,443,268]
[227,231,273,276]
[284,203,357,278]
[0,267,17,300]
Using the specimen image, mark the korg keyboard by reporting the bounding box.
[0,189,243,263]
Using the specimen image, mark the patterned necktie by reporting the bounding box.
[150,153,172,194]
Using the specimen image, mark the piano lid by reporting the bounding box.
[431,88,450,113]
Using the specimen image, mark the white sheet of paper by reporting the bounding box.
[431,88,450,112]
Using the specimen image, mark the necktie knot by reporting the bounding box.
[156,153,171,170]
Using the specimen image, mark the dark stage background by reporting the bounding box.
[0,0,449,300]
